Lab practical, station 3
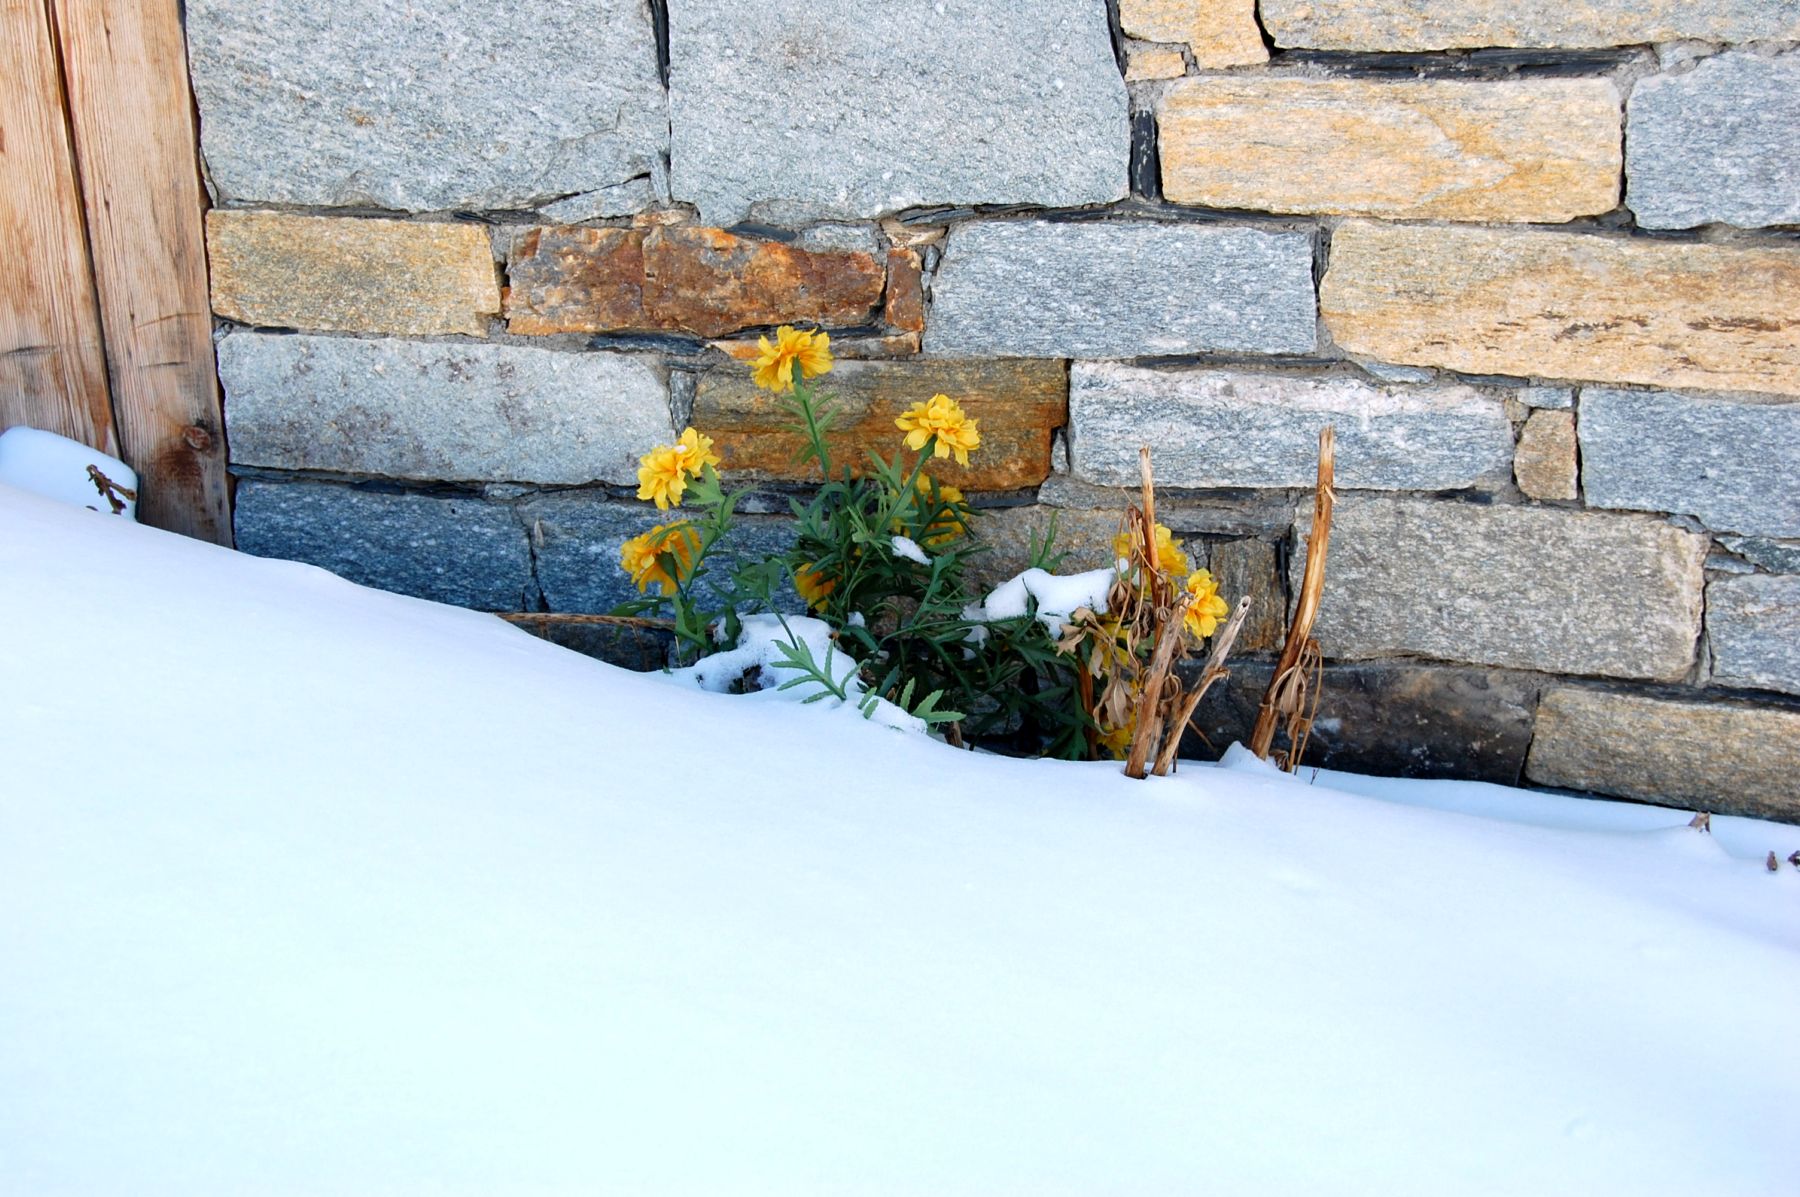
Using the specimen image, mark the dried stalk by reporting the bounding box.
[1124,591,1190,779]
[86,465,137,515]
[1250,426,1336,767]
[1152,593,1253,777]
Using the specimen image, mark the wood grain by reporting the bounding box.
[0,0,116,455]
[55,0,230,542]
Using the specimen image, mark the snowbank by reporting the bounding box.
[2,483,1796,1196]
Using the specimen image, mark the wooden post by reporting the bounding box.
[0,0,117,455]
[54,0,231,543]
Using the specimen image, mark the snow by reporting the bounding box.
[0,426,137,519]
[967,565,1117,635]
[3,480,1798,1196]
[889,534,931,565]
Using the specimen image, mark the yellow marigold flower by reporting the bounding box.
[1098,718,1136,760]
[750,325,834,393]
[895,393,981,466]
[619,521,700,595]
[793,563,838,611]
[1182,568,1231,640]
[636,427,721,510]
[1112,522,1191,579]
[918,476,968,547]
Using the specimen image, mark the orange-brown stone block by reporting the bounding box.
[505,225,884,339]
[884,248,926,333]
[692,359,1067,492]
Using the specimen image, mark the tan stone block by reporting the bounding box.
[1121,0,1267,68]
[1514,409,1578,501]
[505,225,884,338]
[206,211,498,336]
[1261,0,1800,52]
[1527,688,1800,822]
[1323,222,1800,396]
[1125,44,1188,82]
[692,359,1067,492]
[1160,77,1619,222]
[1204,539,1286,653]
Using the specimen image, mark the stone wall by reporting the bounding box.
[185,0,1800,819]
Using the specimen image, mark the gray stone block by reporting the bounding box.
[221,334,672,486]
[186,0,664,212]
[1580,388,1800,537]
[234,480,533,610]
[1186,661,1540,785]
[1708,574,1800,697]
[1068,364,1512,490]
[1628,51,1800,231]
[523,492,798,615]
[1720,537,1800,575]
[1294,497,1708,681]
[668,1,1128,225]
[1528,687,1800,822]
[924,220,1317,359]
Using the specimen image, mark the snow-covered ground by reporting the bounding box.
[3,481,1797,1196]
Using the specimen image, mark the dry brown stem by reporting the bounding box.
[1152,594,1253,777]
[1250,426,1336,768]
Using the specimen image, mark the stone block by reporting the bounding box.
[1125,45,1189,82]
[1294,497,1708,680]
[1121,0,1267,69]
[965,505,1125,595]
[1514,410,1578,502]
[1579,389,1800,537]
[926,220,1317,359]
[206,212,498,336]
[1720,538,1800,575]
[1187,661,1540,784]
[1161,77,1620,222]
[1204,539,1287,654]
[1527,687,1800,821]
[522,492,796,614]
[1323,222,1800,396]
[233,480,532,610]
[186,0,664,212]
[692,359,1067,492]
[499,613,672,672]
[1039,475,1299,537]
[1069,363,1513,491]
[1708,575,1800,697]
[884,248,926,334]
[505,226,885,338]
[1260,0,1800,51]
[668,0,1128,225]
[219,333,671,486]
[1628,51,1800,231]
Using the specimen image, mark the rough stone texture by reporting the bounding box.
[692,359,1067,492]
[1295,497,1708,681]
[233,480,533,610]
[1518,386,1574,410]
[1039,475,1298,537]
[926,221,1317,359]
[1580,389,1800,538]
[1187,661,1540,784]
[1260,0,1800,51]
[1707,575,1800,697]
[1528,688,1800,822]
[185,0,664,212]
[884,249,926,334]
[1628,51,1800,231]
[1514,410,1578,502]
[1160,77,1620,222]
[219,334,670,486]
[1069,364,1513,491]
[1125,44,1190,82]
[1204,539,1287,654]
[522,492,796,614]
[1323,222,1800,396]
[1721,537,1800,575]
[206,212,498,336]
[505,226,885,338]
[1121,0,1268,68]
[964,505,1124,594]
[668,1,1128,225]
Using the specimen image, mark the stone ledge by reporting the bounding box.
[1527,686,1800,822]
[1259,0,1800,51]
